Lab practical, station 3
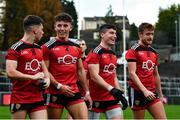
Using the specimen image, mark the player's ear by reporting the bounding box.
[33,31,37,34]
[100,32,104,38]
[70,24,73,31]
[54,24,57,31]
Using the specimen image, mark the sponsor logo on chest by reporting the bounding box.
[103,63,116,74]
[142,60,155,71]
[25,59,42,71]
[57,54,77,64]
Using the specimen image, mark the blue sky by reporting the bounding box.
[72,0,180,28]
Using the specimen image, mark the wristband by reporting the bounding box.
[107,85,113,91]
[56,83,62,90]
[85,91,90,96]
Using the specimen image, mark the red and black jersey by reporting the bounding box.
[6,40,44,103]
[86,45,117,101]
[125,43,158,92]
[41,37,82,94]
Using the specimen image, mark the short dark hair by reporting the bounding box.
[23,15,43,31]
[77,39,85,42]
[99,24,117,34]
[138,22,154,33]
[54,12,73,23]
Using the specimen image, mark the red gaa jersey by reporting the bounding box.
[41,37,82,94]
[125,43,158,92]
[86,45,117,101]
[6,40,44,103]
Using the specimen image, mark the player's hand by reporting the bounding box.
[59,85,75,97]
[143,90,156,101]
[43,78,50,88]
[160,96,167,104]
[38,79,46,91]
[32,72,44,80]
[110,88,128,110]
[84,91,92,109]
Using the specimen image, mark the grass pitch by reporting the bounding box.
[0,105,180,119]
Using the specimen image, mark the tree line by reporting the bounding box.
[0,1,180,50]
[0,0,78,50]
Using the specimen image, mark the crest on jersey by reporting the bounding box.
[52,96,58,103]
[94,102,100,108]
[135,100,140,106]
[15,103,21,110]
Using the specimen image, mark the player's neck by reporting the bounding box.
[138,40,150,47]
[56,35,69,41]
[100,42,111,50]
[21,33,35,44]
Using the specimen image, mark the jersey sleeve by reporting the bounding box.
[41,44,50,61]
[86,51,100,64]
[125,49,137,62]
[5,49,19,61]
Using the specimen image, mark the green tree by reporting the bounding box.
[156,4,180,46]
[61,0,78,38]
[0,0,23,50]
[129,23,138,41]
[24,0,63,44]
[0,0,63,50]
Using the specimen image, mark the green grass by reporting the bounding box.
[0,105,180,119]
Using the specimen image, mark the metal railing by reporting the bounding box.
[118,75,180,105]
[0,75,180,105]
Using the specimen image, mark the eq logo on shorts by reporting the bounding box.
[103,63,116,74]
[142,60,155,71]
[57,54,77,64]
[25,59,42,71]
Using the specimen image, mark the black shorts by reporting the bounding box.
[10,101,45,113]
[45,92,84,108]
[128,87,160,110]
[92,100,121,112]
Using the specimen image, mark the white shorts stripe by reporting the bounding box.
[130,87,135,108]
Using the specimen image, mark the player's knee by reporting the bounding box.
[88,110,100,119]
[105,107,123,119]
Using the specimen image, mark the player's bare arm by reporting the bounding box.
[154,66,166,103]
[6,59,44,80]
[77,58,92,104]
[41,60,50,88]
[88,64,112,91]
[77,58,88,91]
[154,66,163,97]
[127,61,156,100]
[114,73,123,91]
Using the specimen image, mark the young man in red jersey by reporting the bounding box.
[66,39,90,119]
[125,22,167,119]
[6,15,50,119]
[86,24,128,119]
[41,13,91,119]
